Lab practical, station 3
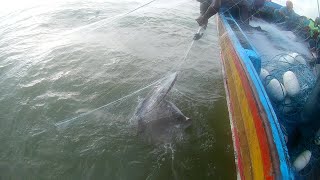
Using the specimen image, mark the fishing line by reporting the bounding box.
[132,25,205,117]
[90,17,155,107]
[55,0,206,129]
[138,2,222,116]
[1,0,160,112]
[169,0,247,72]
[173,88,220,103]
[94,3,197,108]
[245,3,309,42]
[48,13,157,109]
[0,0,189,89]
[100,3,205,115]
[63,0,158,35]
[170,39,196,73]
[119,33,201,121]
[55,76,166,130]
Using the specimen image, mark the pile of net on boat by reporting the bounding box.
[259,53,316,118]
[258,52,320,176]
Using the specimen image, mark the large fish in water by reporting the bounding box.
[133,72,191,144]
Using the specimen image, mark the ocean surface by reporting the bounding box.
[0,0,236,179]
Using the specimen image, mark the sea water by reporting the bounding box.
[0,0,236,179]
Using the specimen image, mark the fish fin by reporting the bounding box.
[167,101,184,116]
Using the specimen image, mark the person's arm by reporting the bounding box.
[200,1,210,15]
[203,0,221,20]
[278,7,286,16]
[196,0,221,26]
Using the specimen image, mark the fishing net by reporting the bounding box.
[260,53,316,123]
[245,10,320,177]
[259,52,319,178]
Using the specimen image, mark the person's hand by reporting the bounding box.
[284,16,289,21]
[196,16,208,27]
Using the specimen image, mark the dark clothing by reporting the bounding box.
[199,0,246,12]
[199,0,212,15]
[198,0,265,16]
[299,77,320,138]
[198,0,260,24]
[279,6,295,18]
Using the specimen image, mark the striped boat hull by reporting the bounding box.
[217,13,294,179]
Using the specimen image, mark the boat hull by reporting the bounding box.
[217,13,294,179]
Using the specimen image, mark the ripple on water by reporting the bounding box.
[0,0,235,179]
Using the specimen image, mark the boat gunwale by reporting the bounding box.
[217,10,294,179]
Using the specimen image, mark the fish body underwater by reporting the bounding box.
[134,72,191,144]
